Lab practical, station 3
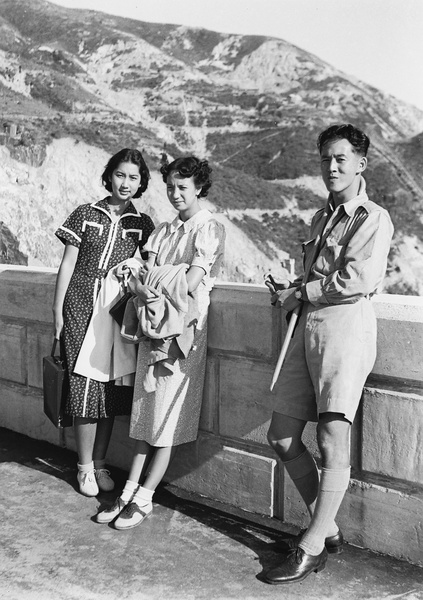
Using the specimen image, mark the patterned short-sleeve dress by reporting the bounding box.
[55,198,155,419]
[129,209,225,446]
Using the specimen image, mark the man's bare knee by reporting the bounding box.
[317,412,351,468]
[267,412,307,461]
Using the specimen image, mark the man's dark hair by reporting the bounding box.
[317,124,370,156]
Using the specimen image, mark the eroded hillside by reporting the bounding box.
[0,0,422,292]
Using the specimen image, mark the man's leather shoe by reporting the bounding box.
[270,528,343,554]
[263,547,328,585]
[325,530,344,554]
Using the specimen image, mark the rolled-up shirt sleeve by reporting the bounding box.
[305,210,394,305]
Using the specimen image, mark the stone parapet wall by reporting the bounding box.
[0,267,422,565]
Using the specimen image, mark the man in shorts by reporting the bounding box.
[263,123,394,584]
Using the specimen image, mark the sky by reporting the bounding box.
[50,0,423,111]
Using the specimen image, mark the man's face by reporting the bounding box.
[320,138,367,202]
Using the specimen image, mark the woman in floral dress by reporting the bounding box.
[53,148,154,497]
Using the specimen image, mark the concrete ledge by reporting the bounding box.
[165,432,278,517]
[218,356,274,444]
[209,284,280,360]
[1,270,423,565]
[0,267,56,322]
[0,380,64,447]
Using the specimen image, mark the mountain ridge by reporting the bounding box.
[0,0,422,293]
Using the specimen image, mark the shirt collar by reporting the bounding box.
[328,177,369,217]
[168,208,212,233]
[93,198,140,218]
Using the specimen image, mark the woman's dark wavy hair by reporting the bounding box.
[317,124,370,156]
[160,156,212,197]
[102,148,150,198]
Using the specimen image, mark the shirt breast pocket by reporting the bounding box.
[320,236,345,270]
[122,228,143,249]
[302,238,317,271]
[82,221,104,246]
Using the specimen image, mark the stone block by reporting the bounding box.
[218,357,274,444]
[208,284,278,360]
[0,321,26,384]
[283,472,423,566]
[362,386,423,484]
[165,433,277,516]
[0,381,62,446]
[345,475,423,567]
[372,295,423,383]
[0,267,56,323]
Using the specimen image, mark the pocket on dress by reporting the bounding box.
[121,228,143,252]
[82,221,104,247]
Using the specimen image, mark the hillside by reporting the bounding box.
[0,0,422,293]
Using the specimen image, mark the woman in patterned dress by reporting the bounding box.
[96,156,225,529]
[53,148,155,497]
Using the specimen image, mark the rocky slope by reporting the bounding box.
[0,0,422,293]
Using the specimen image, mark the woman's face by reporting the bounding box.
[166,171,201,220]
[110,161,141,203]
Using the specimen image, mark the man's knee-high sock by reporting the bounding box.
[299,466,351,555]
[283,449,319,517]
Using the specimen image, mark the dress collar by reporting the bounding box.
[92,198,141,219]
[168,208,212,234]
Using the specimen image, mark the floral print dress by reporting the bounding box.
[55,198,154,418]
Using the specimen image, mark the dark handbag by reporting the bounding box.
[109,275,134,327]
[43,338,72,428]
[109,291,133,327]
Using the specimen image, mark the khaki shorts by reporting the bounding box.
[271,300,377,423]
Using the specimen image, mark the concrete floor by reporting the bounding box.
[0,427,422,600]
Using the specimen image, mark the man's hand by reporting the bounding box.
[264,273,290,294]
[275,288,302,312]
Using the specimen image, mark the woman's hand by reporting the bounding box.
[53,308,64,339]
[115,263,130,279]
[128,277,160,303]
[115,260,150,282]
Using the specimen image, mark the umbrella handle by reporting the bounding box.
[270,305,301,391]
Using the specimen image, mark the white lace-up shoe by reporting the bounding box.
[77,470,99,497]
[114,501,153,530]
[95,469,115,492]
[96,497,127,524]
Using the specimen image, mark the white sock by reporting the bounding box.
[121,480,139,502]
[132,485,154,508]
[78,461,94,474]
[299,467,351,556]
